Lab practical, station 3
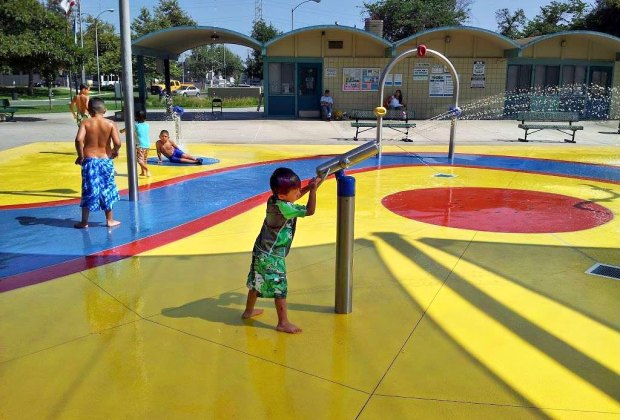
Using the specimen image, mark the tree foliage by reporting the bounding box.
[0,0,79,93]
[186,45,244,85]
[131,0,197,83]
[521,0,588,37]
[496,0,620,39]
[362,0,472,42]
[245,19,281,81]
[495,8,527,39]
[82,17,122,81]
[574,0,620,36]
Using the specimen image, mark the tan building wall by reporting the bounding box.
[267,30,388,58]
[266,27,619,120]
[522,35,618,61]
[323,55,508,120]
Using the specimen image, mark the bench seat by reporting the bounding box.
[518,123,583,130]
[1,99,18,121]
[349,109,415,142]
[516,111,583,143]
[1,107,18,121]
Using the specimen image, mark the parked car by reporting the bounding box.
[174,85,201,97]
[34,81,61,88]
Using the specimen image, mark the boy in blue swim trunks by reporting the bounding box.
[242,167,322,334]
[155,130,202,165]
[74,97,121,228]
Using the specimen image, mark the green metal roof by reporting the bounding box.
[132,26,261,60]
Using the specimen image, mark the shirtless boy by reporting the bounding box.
[74,97,122,228]
[69,84,91,126]
[155,130,203,164]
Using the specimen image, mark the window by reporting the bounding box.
[533,65,560,89]
[328,41,343,49]
[268,63,295,95]
[506,65,531,91]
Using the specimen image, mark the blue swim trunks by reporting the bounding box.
[169,148,184,163]
[80,158,120,212]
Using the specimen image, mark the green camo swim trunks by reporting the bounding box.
[246,252,288,298]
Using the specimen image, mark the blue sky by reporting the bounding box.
[83,0,596,58]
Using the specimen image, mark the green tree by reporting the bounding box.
[245,19,281,81]
[82,17,122,84]
[131,0,197,83]
[575,0,620,36]
[521,0,588,37]
[495,8,527,39]
[186,45,244,85]
[362,0,472,42]
[0,0,79,95]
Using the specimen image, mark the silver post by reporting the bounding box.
[119,0,138,201]
[335,174,355,314]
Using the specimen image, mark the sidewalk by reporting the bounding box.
[0,107,618,151]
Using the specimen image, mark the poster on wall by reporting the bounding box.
[343,68,361,91]
[413,63,429,80]
[394,74,403,86]
[325,68,337,77]
[385,74,393,86]
[342,68,380,91]
[429,74,454,97]
[362,68,380,90]
[471,60,486,88]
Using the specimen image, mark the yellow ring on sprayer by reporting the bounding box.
[374,106,387,117]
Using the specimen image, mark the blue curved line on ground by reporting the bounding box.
[1,153,618,280]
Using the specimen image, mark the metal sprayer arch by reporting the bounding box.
[376,47,460,162]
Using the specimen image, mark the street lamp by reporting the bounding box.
[95,9,115,94]
[291,0,321,31]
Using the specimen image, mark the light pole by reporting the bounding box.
[291,0,321,31]
[95,9,114,94]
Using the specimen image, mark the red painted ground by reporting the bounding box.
[382,187,614,233]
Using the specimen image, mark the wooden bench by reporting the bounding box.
[350,109,416,142]
[1,99,19,121]
[517,111,583,143]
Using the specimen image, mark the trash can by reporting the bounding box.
[11,92,18,100]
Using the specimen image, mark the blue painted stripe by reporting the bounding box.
[1,153,618,280]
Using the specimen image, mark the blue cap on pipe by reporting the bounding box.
[337,175,355,197]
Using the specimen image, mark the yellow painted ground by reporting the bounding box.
[0,143,619,419]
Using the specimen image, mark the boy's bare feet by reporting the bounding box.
[74,222,88,229]
[242,309,264,319]
[106,220,121,227]
[276,322,302,334]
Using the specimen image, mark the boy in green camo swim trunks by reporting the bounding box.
[243,167,322,334]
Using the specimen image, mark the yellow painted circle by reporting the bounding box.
[374,106,387,117]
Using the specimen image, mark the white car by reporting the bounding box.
[174,85,201,97]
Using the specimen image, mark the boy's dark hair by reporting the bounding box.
[325,89,330,94]
[135,109,147,122]
[79,84,89,91]
[87,97,106,115]
[270,167,301,195]
[160,129,169,136]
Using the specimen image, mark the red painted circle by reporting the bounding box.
[382,188,613,233]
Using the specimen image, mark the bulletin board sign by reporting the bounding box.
[429,74,454,97]
[343,68,380,91]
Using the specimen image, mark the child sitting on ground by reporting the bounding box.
[242,167,322,334]
[155,130,203,165]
